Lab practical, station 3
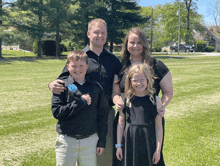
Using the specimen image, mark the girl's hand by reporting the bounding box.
[116,147,123,161]
[116,102,125,112]
[152,151,160,164]
[157,105,165,117]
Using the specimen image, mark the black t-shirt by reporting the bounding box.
[119,57,169,95]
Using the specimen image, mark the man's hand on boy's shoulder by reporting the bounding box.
[49,79,65,94]
[96,147,104,155]
[81,94,91,105]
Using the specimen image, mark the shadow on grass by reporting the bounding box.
[152,55,187,59]
[0,55,67,65]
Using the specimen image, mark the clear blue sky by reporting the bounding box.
[138,0,215,25]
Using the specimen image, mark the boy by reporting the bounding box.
[51,50,109,166]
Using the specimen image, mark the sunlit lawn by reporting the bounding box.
[0,53,219,165]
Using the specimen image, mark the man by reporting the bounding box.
[49,18,122,166]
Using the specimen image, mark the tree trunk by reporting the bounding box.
[56,23,60,58]
[0,39,3,59]
[185,0,192,45]
[110,41,113,53]
[37,0,43,58]
[0,0,3,58]
[37,40,42,58]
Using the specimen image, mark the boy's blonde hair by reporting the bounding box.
[125,63,155,107]
[67,50,88,64]
[88,18,107,31]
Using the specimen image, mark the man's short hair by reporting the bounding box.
[88,18,107,31]
[67,50,88,64]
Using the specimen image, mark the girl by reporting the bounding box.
[116,64,163,166]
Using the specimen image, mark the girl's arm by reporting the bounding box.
[116,111,125,161]
[152,114,163,164]
[152,96,163,164]
[112,74,124,112]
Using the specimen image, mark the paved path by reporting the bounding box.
[199,52,220,56]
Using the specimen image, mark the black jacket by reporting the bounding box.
[51,76,109,148]
[57,47,122,106]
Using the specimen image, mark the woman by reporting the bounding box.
[112,28,173,165]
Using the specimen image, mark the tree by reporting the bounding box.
[46,0,77,57]
[10,0,49,57]
[158,1,203,45]
[207,0,220,27]
[183,0,198,44]
[0,0,14,58]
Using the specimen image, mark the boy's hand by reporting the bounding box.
[82,94,91,105]
[152,151,160,164]
[49,80,65,94]
[96,147,104,155]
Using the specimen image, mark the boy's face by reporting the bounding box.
[67,60,89,83]
[87,23,107,48]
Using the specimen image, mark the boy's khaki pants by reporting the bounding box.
[56,133,99,166]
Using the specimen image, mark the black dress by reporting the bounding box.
[122,95,158,166]
[113,58,169,166]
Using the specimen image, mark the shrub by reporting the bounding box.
[204,46,215,52]
[153,41,163,52]
[32,41,38,54]
[196,40,206,52]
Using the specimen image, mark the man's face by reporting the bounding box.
[67,60,89,83]
[87,23,107,48]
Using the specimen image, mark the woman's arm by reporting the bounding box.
[112,75,124,111]
[116,111,125,161]
[158,71,173,117]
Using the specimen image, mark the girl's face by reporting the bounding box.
[131,70,147,96]
[127,33,143,58]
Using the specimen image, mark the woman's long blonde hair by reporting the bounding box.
[125,64,155,107]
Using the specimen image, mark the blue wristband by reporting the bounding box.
[115,144,122,148]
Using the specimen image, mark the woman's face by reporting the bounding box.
[127,33,143,58]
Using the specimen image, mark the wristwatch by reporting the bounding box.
[115,144,122,148]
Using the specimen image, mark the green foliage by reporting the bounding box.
[204,46,215,52]
[153,41,164,52]
[33,41,38,54]
[157,0,203,43]
[196,40,206,52]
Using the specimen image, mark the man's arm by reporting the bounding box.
[48,65,70,94]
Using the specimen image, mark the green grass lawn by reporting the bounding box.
[0,54,220,165]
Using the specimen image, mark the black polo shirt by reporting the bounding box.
[57,47,122,107]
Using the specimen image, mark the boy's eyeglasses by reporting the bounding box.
[130,78,147,84]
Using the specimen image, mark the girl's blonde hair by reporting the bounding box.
[125,64,155,107]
